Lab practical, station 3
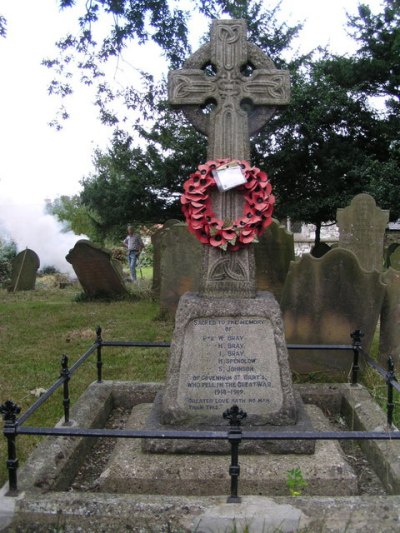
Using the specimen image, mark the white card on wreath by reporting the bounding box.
[212,164,246,192]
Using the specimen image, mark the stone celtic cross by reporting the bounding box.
[168,19,290,297]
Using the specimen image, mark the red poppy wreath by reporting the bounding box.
[181,159,275,252]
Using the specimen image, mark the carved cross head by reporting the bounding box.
[168,19,290,160]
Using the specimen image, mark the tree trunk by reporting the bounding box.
[314,221,321,246]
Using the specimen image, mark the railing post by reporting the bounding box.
[386,356,397,429]
[96,326,103,383]
[60,355,71,425]
[351,330,364,385]
[223,405,247,503]
[0,400,21,495]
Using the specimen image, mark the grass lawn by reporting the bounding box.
[0,275,174,486]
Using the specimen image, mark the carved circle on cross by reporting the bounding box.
[180,41,277,138]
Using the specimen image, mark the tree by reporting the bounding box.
[321,0,400,220]
[45,195,104,243]
[252,58,384,242]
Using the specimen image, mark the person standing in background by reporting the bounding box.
[123,225,144,282]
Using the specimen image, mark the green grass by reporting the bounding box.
[0,278,173,486]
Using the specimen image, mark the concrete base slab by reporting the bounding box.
[10,493,400,533]
[98,403,357,496]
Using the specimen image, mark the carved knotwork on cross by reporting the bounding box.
[168,20,290,297]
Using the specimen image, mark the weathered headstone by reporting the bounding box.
[8,249,40,292]
[66,240,127,298]
[388,245,400,271]
[281,248,386,377]
[337,194,389,271]
[254,219,294,302]
[145,20,311,447]
[159,223,203,317]
[151,220,180,298]
[379,268,400,368]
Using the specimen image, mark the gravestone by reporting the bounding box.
[66,240,127,298]
[388,245,400,271]
[281,248,386,377]
[151,220,180,298]
[145,20,311,446]
[379,268,400,368]
[159,223,203,317]
[337,194,389,271]
[254,219,294,302]
[8,249,40,292]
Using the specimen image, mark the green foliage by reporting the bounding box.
[319,0,400,221]
[0,238,16,284]
[253,57,382,235]
[287,467,308,496]
[139,243,153,268]
[45,195,105,243]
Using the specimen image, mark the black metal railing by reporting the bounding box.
[1,327,400,501]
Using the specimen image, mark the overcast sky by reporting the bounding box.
[0,0,383,208]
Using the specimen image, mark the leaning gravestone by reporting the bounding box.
[8,248,40,292]
[337,193,389,271]
[254,218,294,302]
[151,219,180,298]
[281,248,386,377]
[159,223,202,318]
[379,268,400,368]
[66,240,127,298]
[143,20,314,452]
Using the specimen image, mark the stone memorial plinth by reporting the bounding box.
[162,292,296,426]
[66,240,127,298]
[281,248,386,377]
[8,248,40,292]
[143,292,315,454]
[337,193,389,272]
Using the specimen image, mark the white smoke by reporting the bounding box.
[0,200,87,277]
